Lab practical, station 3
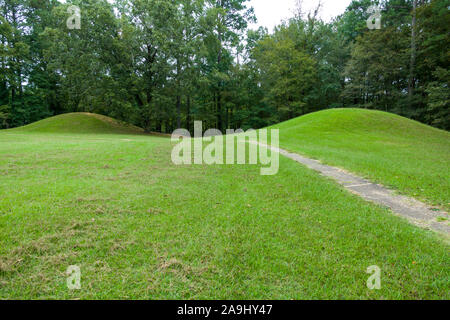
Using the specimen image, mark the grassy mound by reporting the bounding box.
[11,113,144,135]
[0,109,449,299]
[270,108,450,210]
[0,127,449,299]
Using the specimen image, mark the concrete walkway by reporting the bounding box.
[252,141,450,234]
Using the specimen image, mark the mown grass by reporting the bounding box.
[0,113,448,299]
[270,108,450,211]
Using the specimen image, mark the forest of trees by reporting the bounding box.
[0,0,448,132]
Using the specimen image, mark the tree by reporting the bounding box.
[201,0,255,130]
[254,28,317,121]
[417,0,450,129]
[0,0,448,131]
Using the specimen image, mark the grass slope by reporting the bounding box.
[0,113,448,299]
[271,108,450,211]
[11,113,144,135]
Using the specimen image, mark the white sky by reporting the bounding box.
[65,0,352,32]
[249,0,353,31]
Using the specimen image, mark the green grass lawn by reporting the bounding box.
[0,113,449,299]
[271,109,450,211]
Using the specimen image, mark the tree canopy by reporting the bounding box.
[0,0,448,131]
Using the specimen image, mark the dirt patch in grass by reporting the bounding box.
[0,238,50,274]
[108,239,137,254]
[147,208,166,215]
[0,220,97,275]
[75,197,112,203]
[0,256,23,273]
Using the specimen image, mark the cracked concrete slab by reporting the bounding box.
[251,141,450,234]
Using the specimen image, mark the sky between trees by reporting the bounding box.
[249,0,353,30]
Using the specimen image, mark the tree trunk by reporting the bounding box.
[225,106,229,129]
[176,94,181,129]
[164,120,170,134]
[217,89,222,131]
[186,95,191,132]
[217,13,223,132]
[155,104,162,133]
[145,44,157,132]
[176,58,181,129]
[408,0,417,108]
[230,106,234,129]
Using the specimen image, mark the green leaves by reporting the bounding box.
[0,0,448,131]
[0,104,10,127]
[253,23,320,121]
[426,67,450,129]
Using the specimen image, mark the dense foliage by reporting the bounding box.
[0,0,448,131]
